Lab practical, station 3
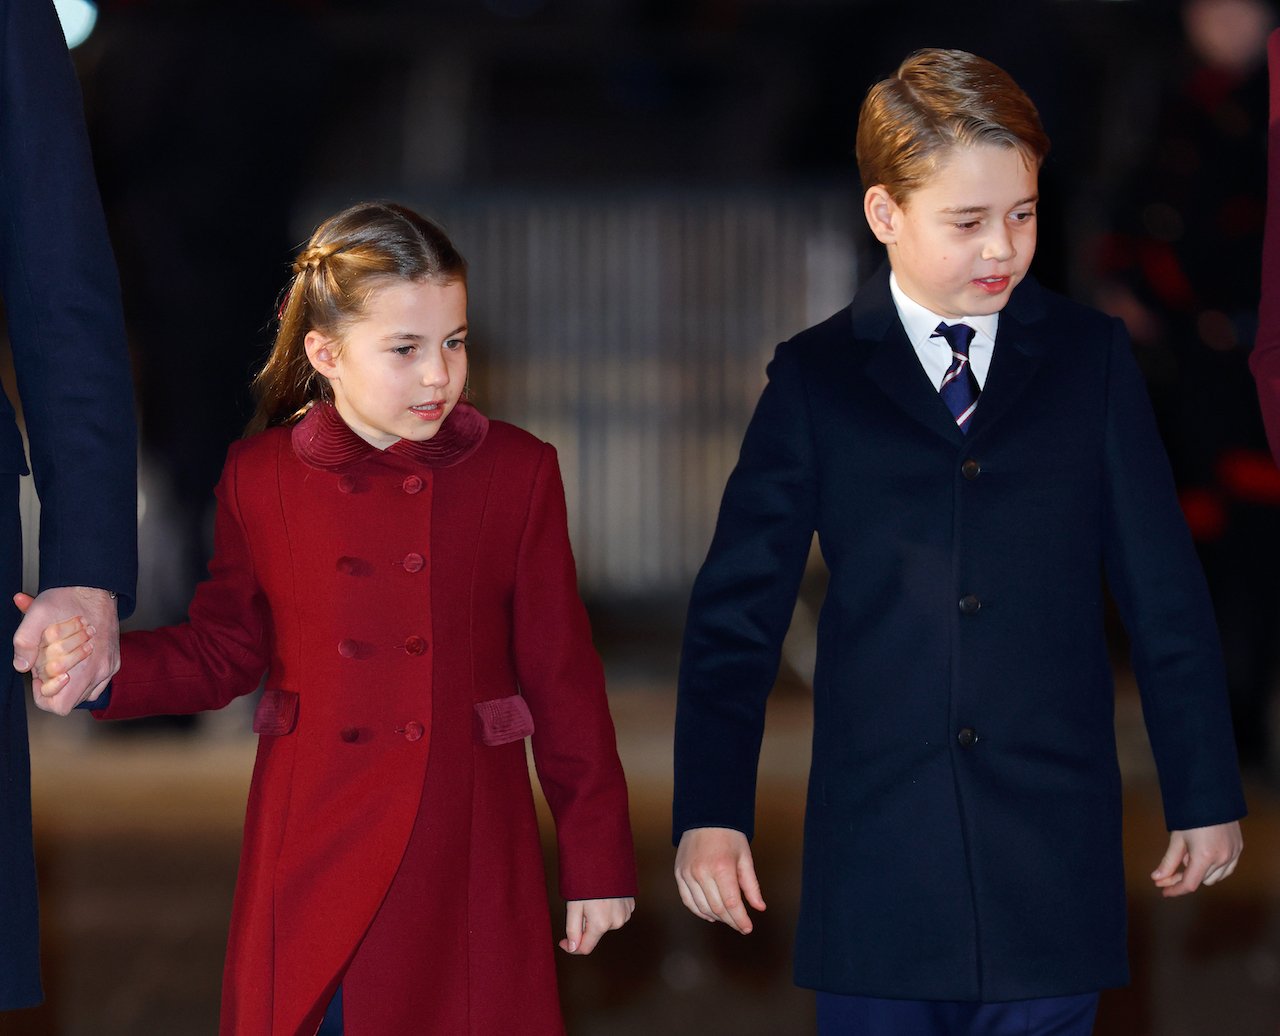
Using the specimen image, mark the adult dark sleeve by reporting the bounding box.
[0,0,137,614]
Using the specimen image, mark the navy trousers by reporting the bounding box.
[317,985,344,1035]
[816,991,1099,1036]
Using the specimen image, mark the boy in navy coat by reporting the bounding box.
[673,49,1245,1035]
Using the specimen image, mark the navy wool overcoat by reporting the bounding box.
[674,267,1246,1002]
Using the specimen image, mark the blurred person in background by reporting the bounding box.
[1,0,137,1012]
[1094,0,1280,778]
[1255,28,1280,460]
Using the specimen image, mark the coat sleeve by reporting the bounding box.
[0,0,138,613]
[672,341,818,843]
[1101,319,1247,830]
[96,442,269,720]
[512,443,637,900]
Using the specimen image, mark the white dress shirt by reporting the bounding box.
[888,272,998,391]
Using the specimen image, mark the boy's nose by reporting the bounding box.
[982,230,1015,263]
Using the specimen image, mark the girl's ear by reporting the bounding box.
[304,331,339,381]
[863,185,902,245]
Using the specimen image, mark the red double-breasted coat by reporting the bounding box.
[97,402,637,1035]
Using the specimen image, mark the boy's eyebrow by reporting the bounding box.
[938,195,1039,216]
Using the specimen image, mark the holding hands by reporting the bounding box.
[11,587,117,714]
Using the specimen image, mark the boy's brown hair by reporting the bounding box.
[856,48,1050,204]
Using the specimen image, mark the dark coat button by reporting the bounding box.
[338,475,358,494]
[957,727,978,748]
[402,552,425,573]
[337,639,359,659]
[962,459,982,480]
[402,475,424,494]
[958,595,981,615]
[404,635,428,656]
[399,721,425,742]
[340,726,359,743]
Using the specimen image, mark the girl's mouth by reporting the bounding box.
[410,401,446,421]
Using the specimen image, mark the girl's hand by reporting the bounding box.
[559,897,635,955]
[16,606,95,699]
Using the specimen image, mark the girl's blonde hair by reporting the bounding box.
[247,201,467,434]
[856,49,1051,205]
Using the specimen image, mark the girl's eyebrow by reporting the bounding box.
[383,324,468,342]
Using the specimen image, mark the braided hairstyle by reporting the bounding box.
[247,201,467,434]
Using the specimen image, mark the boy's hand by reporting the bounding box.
[674,826,766,934]
[1151,821,1243,897]
[13,590,112,714]
[559,897,634,954]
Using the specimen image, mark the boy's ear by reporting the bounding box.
[864,185,902,245]
[304,330,339,381]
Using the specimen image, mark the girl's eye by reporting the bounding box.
[392,345,416,356]
[444,338,466,351]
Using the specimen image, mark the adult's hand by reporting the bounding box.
[13,586,119,714]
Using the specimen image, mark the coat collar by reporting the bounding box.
[291,400,489,472]
[852,264,1051,445]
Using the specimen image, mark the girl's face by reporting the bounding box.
[305,278,468,449]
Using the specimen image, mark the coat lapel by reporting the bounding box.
[967,277,1052,440]
[854,268,966,446]
[852,267,1053,445]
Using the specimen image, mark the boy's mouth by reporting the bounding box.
[973,276,1011,295]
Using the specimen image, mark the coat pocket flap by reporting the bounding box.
[252,689,299,736]
[473,695,535,746]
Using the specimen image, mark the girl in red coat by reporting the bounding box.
[25,201,638,1035]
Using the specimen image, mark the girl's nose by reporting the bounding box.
[420,349,449,387]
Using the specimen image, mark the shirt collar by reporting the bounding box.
[888,271,1000,350]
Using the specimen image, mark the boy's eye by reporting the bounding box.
[1011,210,1036,223]
[444,338,466,351]
[953,221,980,231]
[392,345,416,356]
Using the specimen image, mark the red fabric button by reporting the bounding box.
[338,475,358,494]
[402,475,423,494]
[340,726,359,743]
[402,552,425,573]
[401,721,425,742]
[403,635,428,656]
[337,639,359,659]
[336,556,360,575]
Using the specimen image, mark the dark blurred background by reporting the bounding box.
[4,0,1280,1032]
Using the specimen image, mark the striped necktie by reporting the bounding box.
[932,321,980,432]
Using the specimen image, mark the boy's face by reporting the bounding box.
[864,144,1038,318]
